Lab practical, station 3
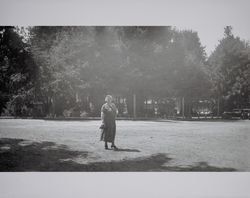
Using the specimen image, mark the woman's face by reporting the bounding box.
[106,96,112,104]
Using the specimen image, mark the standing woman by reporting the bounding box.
[100,95,118,150]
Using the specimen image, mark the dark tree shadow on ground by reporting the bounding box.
[0,138,88,171]
[0,138,236,172]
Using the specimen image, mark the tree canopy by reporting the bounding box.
[208,26,250,111]
[1,26,249,117]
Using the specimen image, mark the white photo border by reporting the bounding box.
[0,0,250,197]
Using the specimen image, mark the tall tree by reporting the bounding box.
[208,26,250,111]
[27,26,214,117]
[0,26,37,116]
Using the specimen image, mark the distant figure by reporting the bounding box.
[100,95,118,150]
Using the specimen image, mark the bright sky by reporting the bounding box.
[169,0,250,55]
[177,24,249,56]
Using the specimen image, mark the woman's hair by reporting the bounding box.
[105,95,113,102]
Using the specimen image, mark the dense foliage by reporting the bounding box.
[0,27,37,116]
[208,26,250,112]
[0,26,249,117]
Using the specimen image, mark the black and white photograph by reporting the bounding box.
[0,25,250,172]
[1,0,250,197]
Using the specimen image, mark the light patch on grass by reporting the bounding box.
[42,145,60,150]
[18,140,34,147]
[0,145,11,151]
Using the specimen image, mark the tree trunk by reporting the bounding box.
[133,94,136,119]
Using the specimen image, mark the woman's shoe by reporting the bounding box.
[111,145,118,151]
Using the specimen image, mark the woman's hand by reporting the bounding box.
[107,107,112,111]
[106,105,112,111]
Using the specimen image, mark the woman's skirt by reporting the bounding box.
[100,120,116,143]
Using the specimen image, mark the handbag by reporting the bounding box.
[99,123,106,129]
[100,123,105,141]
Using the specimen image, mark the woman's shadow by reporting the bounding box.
[113,148,140,152]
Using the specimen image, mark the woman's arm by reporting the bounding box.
[101,111,104,121]
[116,106,119,116]
[111,103,118,117]
[101,105,105,122]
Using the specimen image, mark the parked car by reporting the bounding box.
[222,108,250,119]
[199,110,212,116]
[241,109,250,119]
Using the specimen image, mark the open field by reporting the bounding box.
[0,119,249,171]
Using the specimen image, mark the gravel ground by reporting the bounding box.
[0,119,249,171]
